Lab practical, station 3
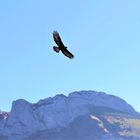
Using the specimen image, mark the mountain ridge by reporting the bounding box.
[0,90,140,140]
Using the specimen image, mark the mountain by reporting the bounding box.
[0,90,140,140]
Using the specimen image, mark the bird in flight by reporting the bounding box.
[53,31,74,59]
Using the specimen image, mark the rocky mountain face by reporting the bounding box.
[0,90,140,140]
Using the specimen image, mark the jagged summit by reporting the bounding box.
[11,90,137,115]
[0,90,139,140]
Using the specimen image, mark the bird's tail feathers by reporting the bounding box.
[53,46,60,53]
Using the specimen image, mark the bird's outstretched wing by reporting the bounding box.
[61,47,74,59]
[53,31,64,47]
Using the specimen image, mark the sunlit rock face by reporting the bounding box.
[0,90,139,140]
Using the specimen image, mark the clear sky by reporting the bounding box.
[0,0,140,112]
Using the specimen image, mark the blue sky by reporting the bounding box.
[0,0,140,112]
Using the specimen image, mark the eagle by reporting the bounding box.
[53,31,74,59]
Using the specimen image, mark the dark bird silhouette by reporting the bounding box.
[53,31,74,59]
